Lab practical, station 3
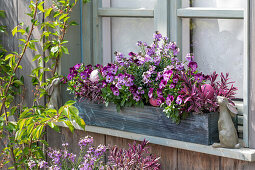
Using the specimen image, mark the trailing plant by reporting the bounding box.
[0,0,87,169]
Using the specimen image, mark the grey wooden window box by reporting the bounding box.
[76,100,219,145]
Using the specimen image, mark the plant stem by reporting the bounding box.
[52,0,78,76]
[0,1,39,169]
[0,0,39,117]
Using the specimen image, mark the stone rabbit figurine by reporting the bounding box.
[212,96,241,149]
[46,78,61,110]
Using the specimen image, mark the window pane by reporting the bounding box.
[191,19,243,98]
[102,17,155,64]
[191,0,245,8]
[111,0,156,9]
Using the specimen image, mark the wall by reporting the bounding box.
[1,0,255,169]
[47,126,255,170]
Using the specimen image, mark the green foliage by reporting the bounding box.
[0,0,83,169]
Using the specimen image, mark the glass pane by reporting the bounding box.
[111,0,157,9]
[191,0,245,8]
[111,17,154,60]
[191,19,243,98]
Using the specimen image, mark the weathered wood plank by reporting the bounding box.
[221,157,255,170]
[47,126,105,154]
[76,100,219,145]
[105,135,178,170]
[177,149,220,170]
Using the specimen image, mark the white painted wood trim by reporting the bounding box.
[243,0,250,147]
[181,0,190,61]
[177,8,244,19]
[169,0,182,59]
[154,0,168,37]
[97,8,154,18]
[55,122,255,162]
[102,0,112,65]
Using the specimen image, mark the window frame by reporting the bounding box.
[83,0,250,147]
[169,0,249,147]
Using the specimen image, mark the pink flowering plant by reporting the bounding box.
[64,32,237,123]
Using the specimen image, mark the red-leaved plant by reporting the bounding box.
[107,139,161,170]
[180,71,238,114]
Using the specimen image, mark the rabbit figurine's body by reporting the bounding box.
[212,96,241,149]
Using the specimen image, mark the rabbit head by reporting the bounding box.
[217,96,238,117]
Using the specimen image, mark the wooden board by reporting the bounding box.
[177,148,220,170]
[76,100,219,145]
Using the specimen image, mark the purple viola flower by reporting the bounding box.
[148,88,154,98]
[166,95,174,106]
[157,97,165,105]
[176,95,183,105]
[128,52,136,57]
[159,80,167,89]
[113,89,120,96]
[163,70,173,81]
[133,94,141,102]
[101,81,107,88]
[67,73,74,80]
[80,71,88,80]
[172,75,179,83]
[136,87,145,94]
[106,74,114,83]
[116,82,122,89]
[74,63,81,70]
[157,89,163,97]
[185,53,194,62]
[176,63,184,71]
[169,83,176,89]
[188,61,198,72]
[194,73,204,83]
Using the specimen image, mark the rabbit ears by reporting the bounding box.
[227,103,238,115]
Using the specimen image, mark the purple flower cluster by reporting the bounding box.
[65,32,237,123]
[31,136,107,170]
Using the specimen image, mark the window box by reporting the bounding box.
[76,99,219,145]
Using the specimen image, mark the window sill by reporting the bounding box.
[55,122,255,162]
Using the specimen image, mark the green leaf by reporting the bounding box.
[32,54,41,61]
[64,100,76,106]
[45,8,53,18]
[12,26,18,36]
[69,21,78,26]
[5,54,14,60]
[59,14,68,21]
[61,46,69,54]
[13,80,24,86]
[64,120,74,133]
[38,1,45,12]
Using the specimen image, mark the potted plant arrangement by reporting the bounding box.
[63,32,237,145]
